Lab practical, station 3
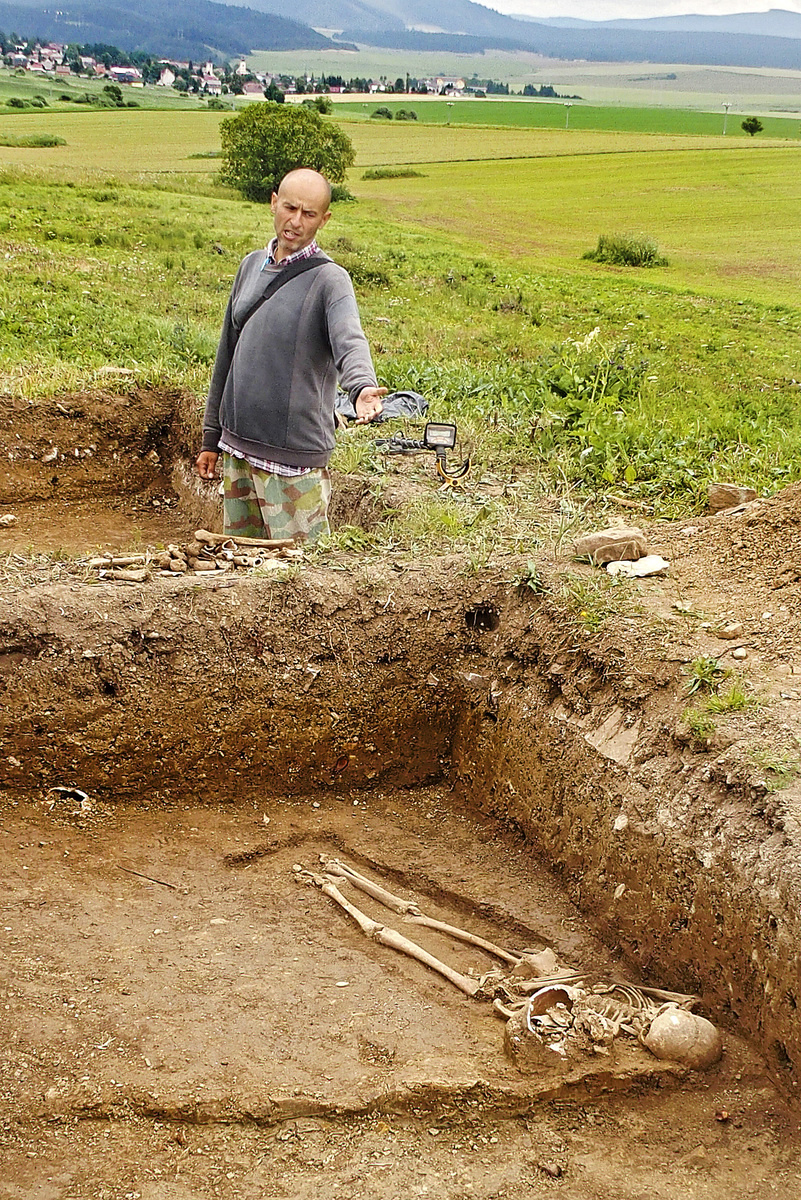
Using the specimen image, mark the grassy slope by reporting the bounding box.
[1,103,800,541]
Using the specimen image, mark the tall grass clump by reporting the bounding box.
[583,233,668,268]
[362,167,426,180]
[0,134,65,147]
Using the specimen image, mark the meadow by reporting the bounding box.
[1,97,800,548]
[336,97,801,138]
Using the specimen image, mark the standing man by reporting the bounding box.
[196,168,386,542]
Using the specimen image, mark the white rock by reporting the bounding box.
[606,554,669,578]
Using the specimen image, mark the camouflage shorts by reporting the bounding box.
[222,454,331,543]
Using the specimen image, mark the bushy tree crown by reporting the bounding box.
[219,103,354,203]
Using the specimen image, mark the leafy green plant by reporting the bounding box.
[682,707,717,742]
[684,656,729,695]
[557,572,633,632]
[750,749,800,790]
[515,561,548,595]
[583,233,668,268]
[370,107,393,120]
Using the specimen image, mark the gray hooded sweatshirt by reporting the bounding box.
[202,249,377,468]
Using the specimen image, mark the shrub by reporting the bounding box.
[741,116,763,137]
[219,102,355,203]
[395,109,418,121]
[362,166,425,180]
[583,233,668,268]
[370,106,393,120]
[0,134,66,148]
[330,183,355,202]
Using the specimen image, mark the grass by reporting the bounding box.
[2,103,801,532]
[352,146,801,307]
[3,165,801,518]
[362,166,427,179]
[335,98,801,138]
[684,656,730,694]
[0,133,65,147]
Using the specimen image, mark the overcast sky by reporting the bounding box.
[489,1,801,19]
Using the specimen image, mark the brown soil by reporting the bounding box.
[4,389,801,1198]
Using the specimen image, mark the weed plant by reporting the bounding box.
[583,233,667,268]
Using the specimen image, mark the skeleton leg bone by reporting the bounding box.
[297,868,481,998]
[320,857,422,915]
[319,857,519,964]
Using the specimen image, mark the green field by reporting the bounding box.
[2,101,801,544]
[336,97,800,138]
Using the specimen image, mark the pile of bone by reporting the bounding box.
[499,951,723,1072]
[87,528,301,582]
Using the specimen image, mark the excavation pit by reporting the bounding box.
[4,393,801,1193]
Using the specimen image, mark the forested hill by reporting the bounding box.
[0,0,336,61]
[342,24,801,70]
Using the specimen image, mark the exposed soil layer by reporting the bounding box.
[2,789,798,1198]
[4,388,801,1195]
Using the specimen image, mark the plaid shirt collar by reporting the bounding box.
[262,237,320,270]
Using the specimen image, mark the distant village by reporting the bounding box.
[1,38,574,101]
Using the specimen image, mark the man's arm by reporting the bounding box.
[325,273,385,421]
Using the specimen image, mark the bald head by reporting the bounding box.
[278,168,332,210]
[270,168,333,262]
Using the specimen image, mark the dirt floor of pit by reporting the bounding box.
[2,784,800,1198]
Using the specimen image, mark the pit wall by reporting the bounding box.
[1,569,799,1092]
[451,596,801,1096]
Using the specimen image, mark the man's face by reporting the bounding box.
[270,176,331,259]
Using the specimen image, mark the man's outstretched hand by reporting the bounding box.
[196,450,219,480]
[354,386,388,424]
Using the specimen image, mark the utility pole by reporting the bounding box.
[722,102,731,135]
[564,101,572,129]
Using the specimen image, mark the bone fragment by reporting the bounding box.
[102,568,149,582]
[305,872,480,998]
[88,555,147,568]
[195,528,295,550]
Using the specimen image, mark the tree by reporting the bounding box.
[219,103,355,203]
[264,79,284,103]
[741,116,763,137]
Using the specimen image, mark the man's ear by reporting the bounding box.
[320,209,332,229]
